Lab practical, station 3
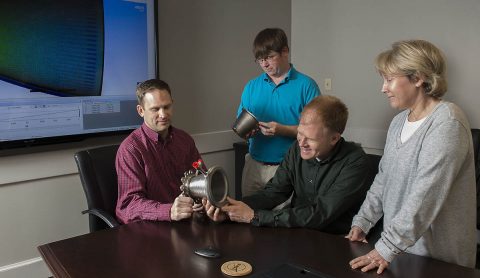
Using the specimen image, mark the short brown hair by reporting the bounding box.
[253,28,289,60]
[375,40,447,98]
[302,95,349,134]
[136,79,172,105]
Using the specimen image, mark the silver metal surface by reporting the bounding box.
[181,166,229,207]
[232,109,259,139]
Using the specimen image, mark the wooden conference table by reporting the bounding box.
[38,219,480,278]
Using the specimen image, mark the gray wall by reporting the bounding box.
[292,0,480,151]
[158,0,291,133]
[0,1,292,276]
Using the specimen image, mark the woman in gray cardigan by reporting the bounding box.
[347,40,476,274]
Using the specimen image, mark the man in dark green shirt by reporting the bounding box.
[204,95,370,234]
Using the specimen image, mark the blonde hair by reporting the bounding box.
[375,40,447,98]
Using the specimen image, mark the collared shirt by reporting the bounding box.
[115,123,202,224]
[243,138,370,234]
[237,65,320,163]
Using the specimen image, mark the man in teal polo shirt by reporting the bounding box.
[207,96,370,234]
[238,28,320,197]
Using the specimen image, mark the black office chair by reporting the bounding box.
[74,144,120,232]
[471,129,480,228]
[364,153,383,243]
[470,129,480,268]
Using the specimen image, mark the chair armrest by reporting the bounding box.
[82,209,120,228]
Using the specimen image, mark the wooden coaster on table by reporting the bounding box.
[221,260,252,276]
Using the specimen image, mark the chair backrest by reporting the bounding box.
[365,153,382,187]
[471,129,480,229]
[365,153,383,242]
[74,144,120,232]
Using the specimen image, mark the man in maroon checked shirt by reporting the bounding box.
[115,79,203,224]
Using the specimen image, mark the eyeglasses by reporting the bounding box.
[255,54,278,64]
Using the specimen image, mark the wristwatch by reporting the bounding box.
[250,211,260,226]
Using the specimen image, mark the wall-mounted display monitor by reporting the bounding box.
[0,0,157,149]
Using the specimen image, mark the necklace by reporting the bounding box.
[408,99,440,122]
[408,109,422,122]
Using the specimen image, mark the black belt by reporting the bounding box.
[260,161,280,166]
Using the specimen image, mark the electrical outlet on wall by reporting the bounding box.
[324,78,332,91]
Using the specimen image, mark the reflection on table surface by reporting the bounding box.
[38,217,480,278]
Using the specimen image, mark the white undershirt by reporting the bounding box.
[401,116,426,143]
